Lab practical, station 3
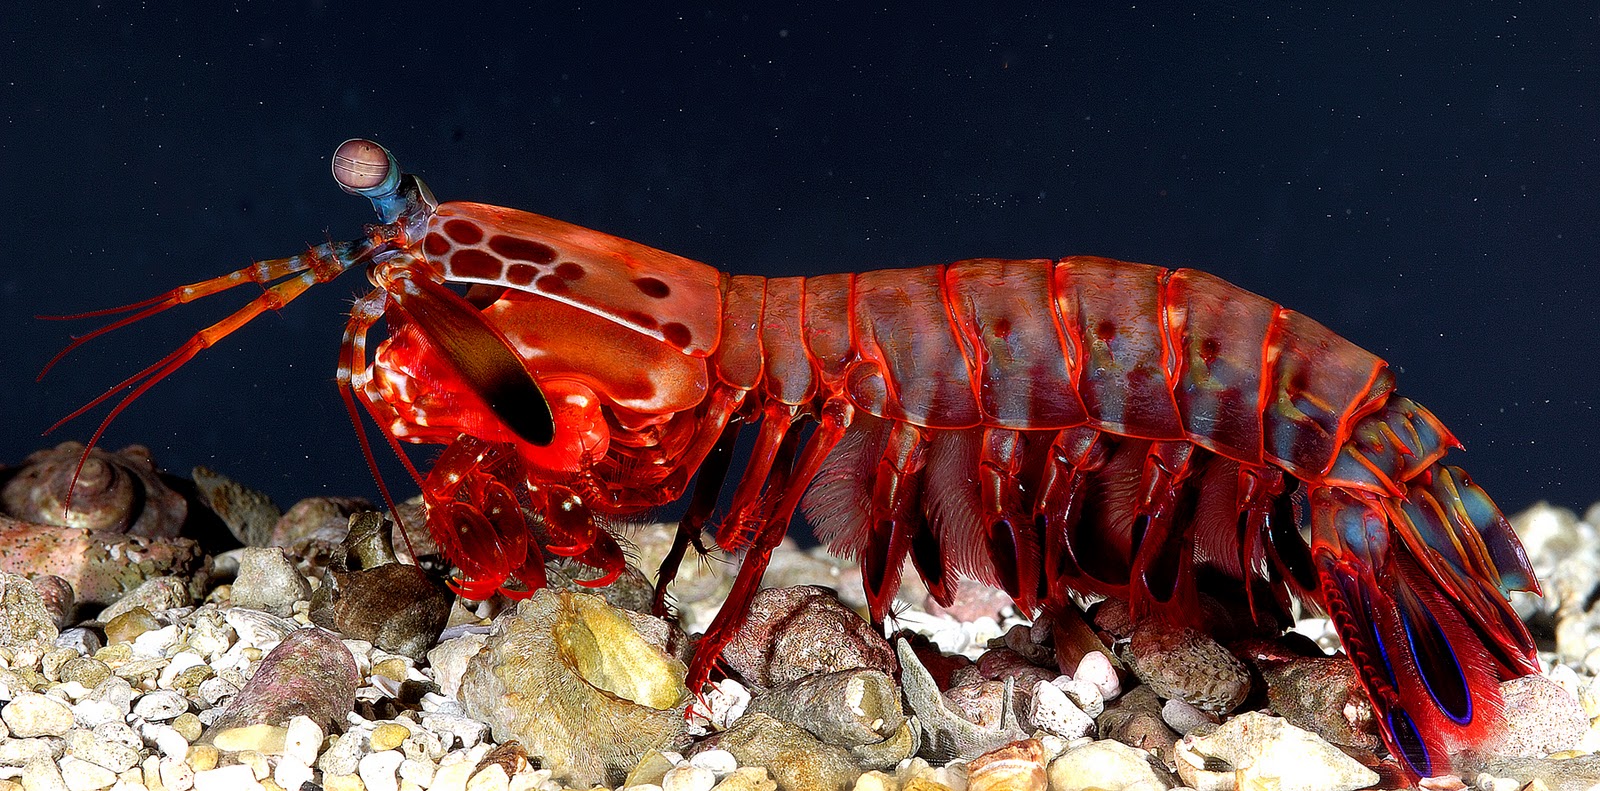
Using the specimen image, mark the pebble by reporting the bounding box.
[3,693,74,738]
[358,749,404,791]
[661,765,715,791]
[230,548,312,617]
[0,484,1589,791]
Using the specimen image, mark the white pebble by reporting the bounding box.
[22,759,68,791]
[685,679,750,736]
[687,748,737,776]
[144,723,191,759]
[193,763,262,791]
[284,715,324,765]
[131,625,181,658]
[3,692,75,737]
[1028,679,1095,739]
[359,749,404,791]
[274,758,313,791]
[660,766,714,791]
[57,755,116,791]
[132,690,189,721]
[399,758,436,787]
[71,699,122,730]
[1072,650,1121,701]
[159,757,195,791]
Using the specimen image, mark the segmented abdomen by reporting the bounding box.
[715,256,1395,482]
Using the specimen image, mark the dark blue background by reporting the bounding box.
[4,4,1596,519]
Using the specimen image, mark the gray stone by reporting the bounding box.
[230,547,311,616]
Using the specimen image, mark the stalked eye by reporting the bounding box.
[332,138,398,195]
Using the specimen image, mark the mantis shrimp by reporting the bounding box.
[42,139,1540,780]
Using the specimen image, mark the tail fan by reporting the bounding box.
[1310,477,1538,778]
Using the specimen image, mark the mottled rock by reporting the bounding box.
[548,557,657,614]
[459,589,688,788]
[0,515,202,605]
[309,562,452,660]
[1123,623,1249,715]
[696,713,859,791]
[1097,686,1178,768]
[1048,738,1175,791]
[721,586,894,688]
[2,442,185,538]
[746,669,904,748]
[975,647,1057,691]
[191,466,281,548]
[0,573,59,658]
[204,627,358,737]
[1495,674,1588,758]
[1255,655,1379,750]
[1175,711,1377,791]
[230,547,311,616]
[99,575,191,624]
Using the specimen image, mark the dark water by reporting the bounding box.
[3,5,1595,518]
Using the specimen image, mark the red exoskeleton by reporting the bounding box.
[42,140,1540,780]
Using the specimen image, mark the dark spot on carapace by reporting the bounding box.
[488,234,558,264]
[623,310,660,330]
[661,321,692,348]
[1199,337,1221,366]
[423,233,451,257]
[1095,319,1117,339]
[443,219,484,245]
[449,248,501,280]
[506,263,537,287]
[993,318,1013,338]
[555,262,586,281]
[1289,368,1311,397]
[536,275,569,295]
[633,277,671,299]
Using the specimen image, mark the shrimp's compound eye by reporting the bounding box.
[332,138,394,194]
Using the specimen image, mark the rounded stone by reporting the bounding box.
[2,691,74,737]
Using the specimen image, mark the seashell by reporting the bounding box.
[459,589,689,788]
[2,442,185,537]
[968,738,1048,791]
[1176,711,1378,791]
[745,668,905,748]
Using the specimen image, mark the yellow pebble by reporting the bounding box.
[324,774,367,791]
[212,723,288,754]
[372,658,409,682]
[170,712,203,743]
[186,743,218,772]
[369,722,410,752]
